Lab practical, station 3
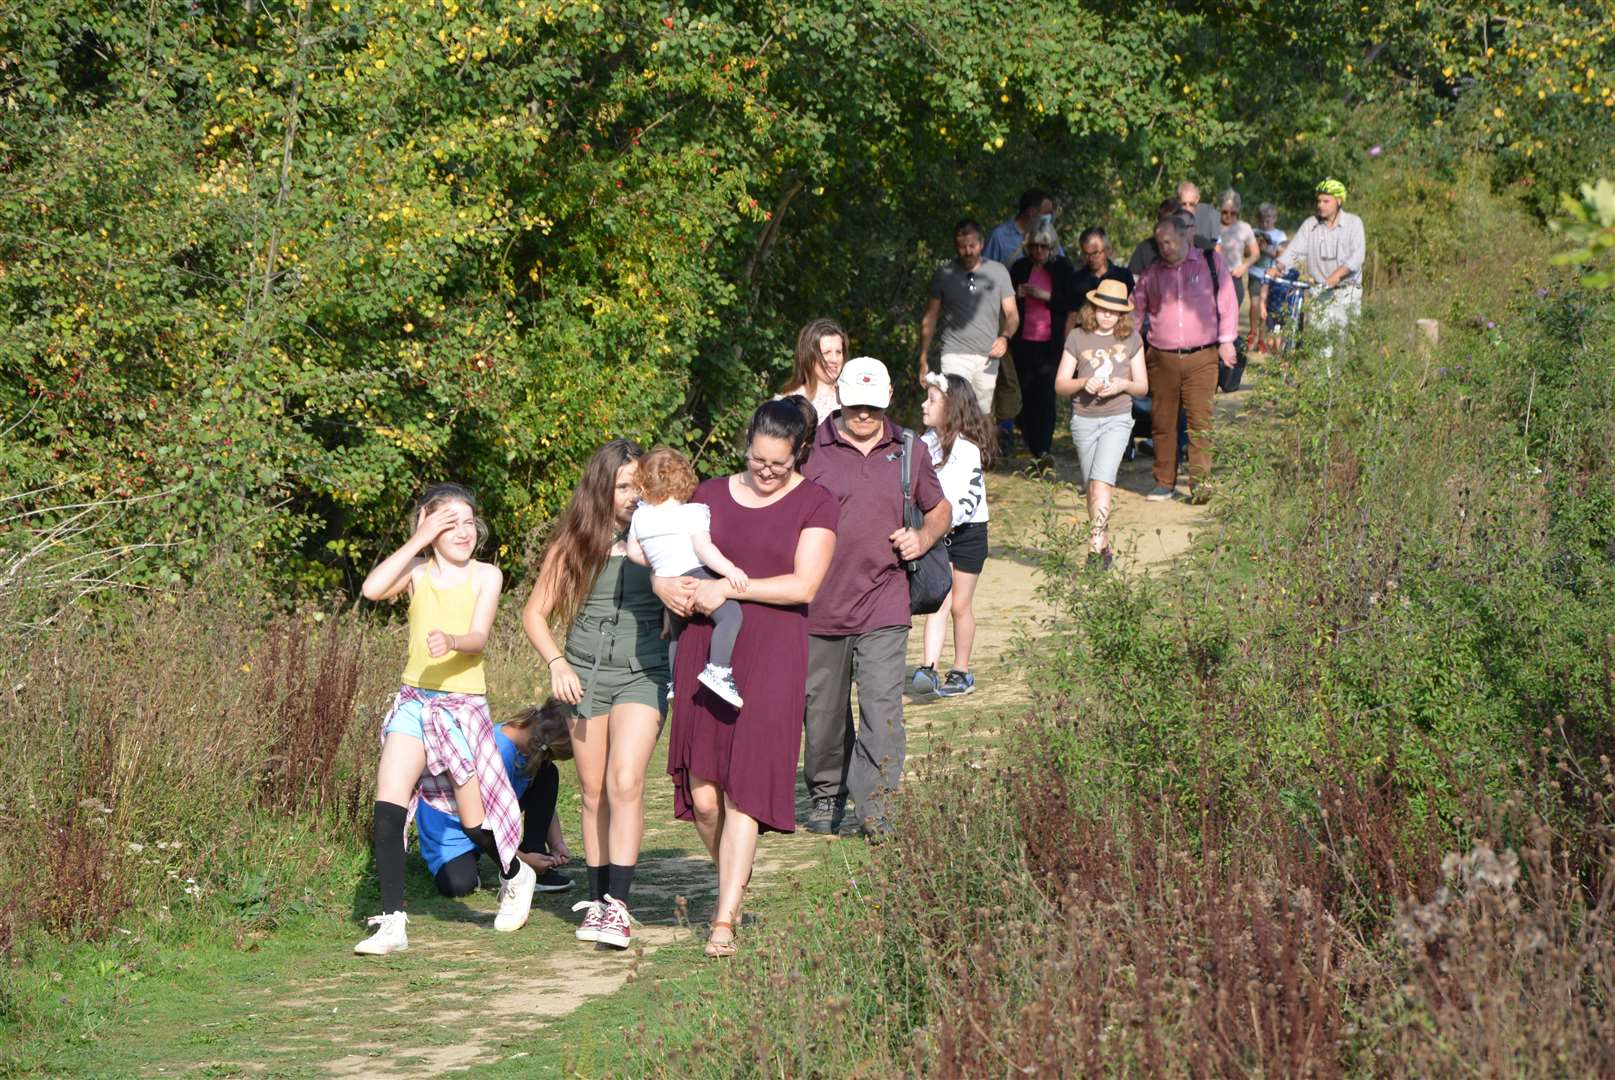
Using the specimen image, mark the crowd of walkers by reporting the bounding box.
[949,178,1365,507]
[348,176,1365,961]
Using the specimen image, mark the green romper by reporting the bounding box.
[564,554,671,719]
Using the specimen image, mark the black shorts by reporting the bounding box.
[944,522,989,574]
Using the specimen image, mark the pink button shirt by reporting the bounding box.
[1131,249,1239,351]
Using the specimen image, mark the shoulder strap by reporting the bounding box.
[1204,246,1224,300]
[900,428,914,506]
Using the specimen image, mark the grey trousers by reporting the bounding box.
[802,627,909,829]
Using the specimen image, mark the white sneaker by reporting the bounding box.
[353,911,408,955]
[493,860,536,932]
[698,663,744,708]
[573,899,605,941]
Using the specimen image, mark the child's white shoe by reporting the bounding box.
[493,859,537,932]
[698,663,744,708]
[354,911,409,955]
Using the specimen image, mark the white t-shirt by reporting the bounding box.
[923,431,988,527]
[628,500,711,577]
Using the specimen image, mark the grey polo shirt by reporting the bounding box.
[1275,210,1365,285]
[929,258,1013,356]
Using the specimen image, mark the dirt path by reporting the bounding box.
[73,396,1226,1078]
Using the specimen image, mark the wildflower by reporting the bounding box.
[126,842,144,854]
[1368,144,1383,157]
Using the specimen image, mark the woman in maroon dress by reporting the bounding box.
[655,398,839,957]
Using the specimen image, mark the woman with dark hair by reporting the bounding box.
[777,318,848,423]
[654,399,839,958]
[522,438,668,951]
[415,697,576,899]
[1008,218,1078,463]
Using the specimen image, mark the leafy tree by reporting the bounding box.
[4,0,1598,605]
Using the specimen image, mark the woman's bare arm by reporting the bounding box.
[691,527,836,613]
[1054,347,1083,397]
[522,555,583,704]
[361,506,456,601]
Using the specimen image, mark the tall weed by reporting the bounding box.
[0,594,396,947]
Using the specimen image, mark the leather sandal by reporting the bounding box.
[704,921,737,958]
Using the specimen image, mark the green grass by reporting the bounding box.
[2,663,1014,1078]
[2,829,881,1079]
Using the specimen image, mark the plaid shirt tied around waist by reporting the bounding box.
[380,684,522,869]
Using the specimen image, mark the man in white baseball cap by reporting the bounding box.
[799,356,951,839]
[835,355,892,409]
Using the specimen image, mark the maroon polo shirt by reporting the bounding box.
[802,411,945,637]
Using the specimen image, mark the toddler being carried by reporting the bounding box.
[627,447,748,708]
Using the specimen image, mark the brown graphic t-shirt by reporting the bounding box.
[1063,328,1142,418]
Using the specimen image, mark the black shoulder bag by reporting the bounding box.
[1206,247,1248,393]
[899,429,954,616]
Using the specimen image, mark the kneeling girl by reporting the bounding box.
[416,698,576,898]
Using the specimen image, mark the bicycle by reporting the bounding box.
[1249,267,1323,355]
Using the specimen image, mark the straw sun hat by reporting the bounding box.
[1086,277,1134,313]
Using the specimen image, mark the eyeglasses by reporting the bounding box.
[1082,246,1106,257]
[966,271,977,293]
[1220,208,1238,217]
[747,455,792,475]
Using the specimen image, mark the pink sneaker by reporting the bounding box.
[572,899,604,942]
[596,894,633,949]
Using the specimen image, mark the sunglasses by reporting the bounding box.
[966,271,977,293]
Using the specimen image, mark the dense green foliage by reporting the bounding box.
[10,1,1608,603]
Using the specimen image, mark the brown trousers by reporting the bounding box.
[1145,346,1219,489]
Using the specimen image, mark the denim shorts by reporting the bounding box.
[383,686,477,761]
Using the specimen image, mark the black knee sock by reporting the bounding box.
[372,800,408,914]
[466,824,518,879]
[588,865,607,902]
[607,863,635,904]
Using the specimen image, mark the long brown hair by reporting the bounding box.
[508,698,574,777]
[781,317,847,397]
[931,373,997,469]
[536,438,642,630]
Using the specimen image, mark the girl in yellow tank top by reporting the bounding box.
[352,483,535,957]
